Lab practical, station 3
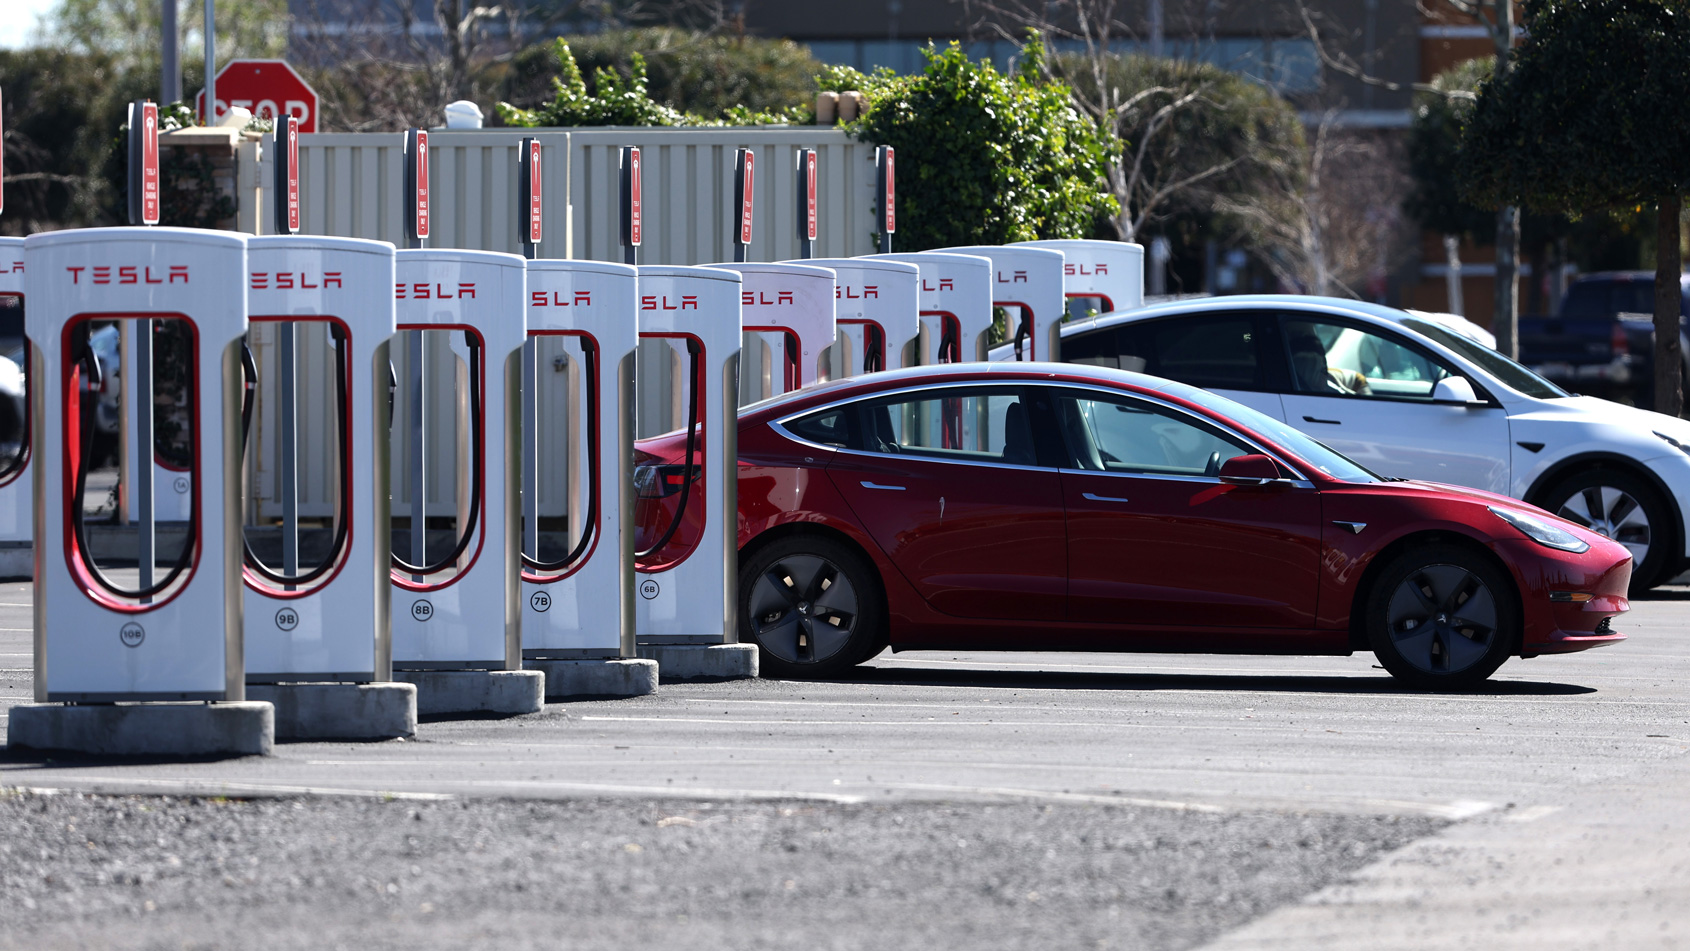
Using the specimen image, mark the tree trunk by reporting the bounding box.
[1654,194,1684,417]
[1494,205,1520,357]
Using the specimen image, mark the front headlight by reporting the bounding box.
[1489,506,1590,553]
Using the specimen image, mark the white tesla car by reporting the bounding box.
[1054,294,1690,591]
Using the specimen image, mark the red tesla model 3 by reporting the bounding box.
[634,363,1630,689]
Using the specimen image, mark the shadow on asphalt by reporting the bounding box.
[823,665,1598,697]
[0,749,260,769]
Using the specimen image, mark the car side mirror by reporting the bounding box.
[1432,376,1483,405]
[1218,453,1281,486]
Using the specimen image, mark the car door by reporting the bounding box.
[826,383,1069,621]
[1051,386,1322,629]
[1275,313,1511,492]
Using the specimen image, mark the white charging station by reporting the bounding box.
[1014,239,1145,318]
[19,228,254,705]
[870,252,994,364]
[0,238,30,577]
[936,246,1065,364]
[793,257,920,379]
[519,258,655,697]
[388,248,542,714]
[632,265,754,679]
[707,262,836,405]
[239,236,415,737]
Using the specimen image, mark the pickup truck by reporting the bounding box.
[1520,271,1690,411]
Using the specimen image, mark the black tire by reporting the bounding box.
[1537,468,1673,592]
[1365,543,1518,690]
[739,534,886,679]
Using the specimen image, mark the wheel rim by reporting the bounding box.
[748,553,860,665]
[1384,564,1499,676]
[1557,486,1651,564]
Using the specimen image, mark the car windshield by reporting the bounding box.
[1402,318,1569,399]
[1156,381,1383,483]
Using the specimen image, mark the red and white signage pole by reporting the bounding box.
[875,146,895,255]
[795,149,817,260]
[404,129,429,250]
[128,101,161,227]
[1,89,6,220]
[733,148,755,264]
[272,114,300,235]
[620,147,641,266]
[519,137,542,260]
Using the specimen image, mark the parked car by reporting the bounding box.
[634,363,1630,688]
[1050,294,1690,591]
[1519,271,1690,410]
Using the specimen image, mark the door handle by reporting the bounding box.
[861,481,906,491]
[1082,492,1130,503]
[1302,415,1342,425]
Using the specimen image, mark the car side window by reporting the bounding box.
[855,387,1050,467]
[1061,326,1119,369]
[1055,391,1253,477]
[1282,316,1455,401]
[1142,316,1263,391]
[783,407,856,449]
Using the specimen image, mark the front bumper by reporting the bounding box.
[1495,537,1630,655]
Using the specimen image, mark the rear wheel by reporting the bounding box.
[740,535,884,679]
[1366,544,1517,690]
[1538,468,1671,592]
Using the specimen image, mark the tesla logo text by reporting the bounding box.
[0,261,22,274]
[742,290,794,306]
[531,290,592,307]
[996,270,1028,284]
[1065,263,1108,276]
[250,272,343,290]
[921,278,954,292]
[640,295,699,310]
[837,285,879,300]
[395,282,477,299]
[67,265,188,284]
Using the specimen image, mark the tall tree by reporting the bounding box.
[1461,0,1690,414]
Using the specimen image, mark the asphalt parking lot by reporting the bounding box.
[3,580,1688,949]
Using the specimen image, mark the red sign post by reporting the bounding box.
[620,147,642,265]
[519,138,542,254]
[128,101,161,226]
[733,148,755,263]
[196,60,319,131]
[273,115,301,234]
[404,129,429,246]
[795,149,817,259]
[876,146,895,254]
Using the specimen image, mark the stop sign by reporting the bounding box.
[196,59,318,132]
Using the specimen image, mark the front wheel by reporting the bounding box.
[1366,544,1517,690]
[1538,468,1672,592]
[740,534,885,679]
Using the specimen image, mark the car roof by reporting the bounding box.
[1058,294,1453,344]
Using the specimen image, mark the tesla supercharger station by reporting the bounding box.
[0,238,30,577]
[707,262,835,405]
[1014,239,1145,319]
[240,235,414,738]
[632,265,755,678]
[519,258,656,697]
[792,258,919,379]
[388,249,542,715]
[7,226,274,756]
[935,246,1065,364]
[870,252,994,365]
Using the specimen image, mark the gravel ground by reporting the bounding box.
[0,790,1441,951]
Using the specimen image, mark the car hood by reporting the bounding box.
[1509,395,1690,459]
[1381,477,1619,549]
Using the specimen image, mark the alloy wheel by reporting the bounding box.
[748,553,860,665]
[1556,485,1651,564]
[1384,564,1499,675]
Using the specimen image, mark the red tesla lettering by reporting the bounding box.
[741,292,754,307]
[681,295,698,310]
[1064,264,1075,276]
[662,296,676,311]
[251,273,270,290]
[864,285,878,298]
[414,283,431,299]
[144,266,162,284]
[1,261,22,274]
[640,295,656,310]
[841,286,856,299]
[300,273,318,289]
[458,283,475,298]
[922,278,954,292]
[119,266,138,284]
[324,272,342,288]
[531,291,547,307]
[1095,263,1107,275]
[1014,270,1027,283]
[278,273,295,289]
[778,291,793,305]
[575,290,590,306]
[93,267,110,284]
[169,266,188,284]
[66,266,84,283]
[394,283,406,299]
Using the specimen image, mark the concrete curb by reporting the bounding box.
[524,658,659,700]
[6,702,275,757]
[637,643,759,682]
[393,670,545,716]
[246,683,418,740]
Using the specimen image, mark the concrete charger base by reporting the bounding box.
[6,701,275,757]
[524,658,659,700]
[392,669,545,716]
[636,643,759,682]
[245,683,417,740]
